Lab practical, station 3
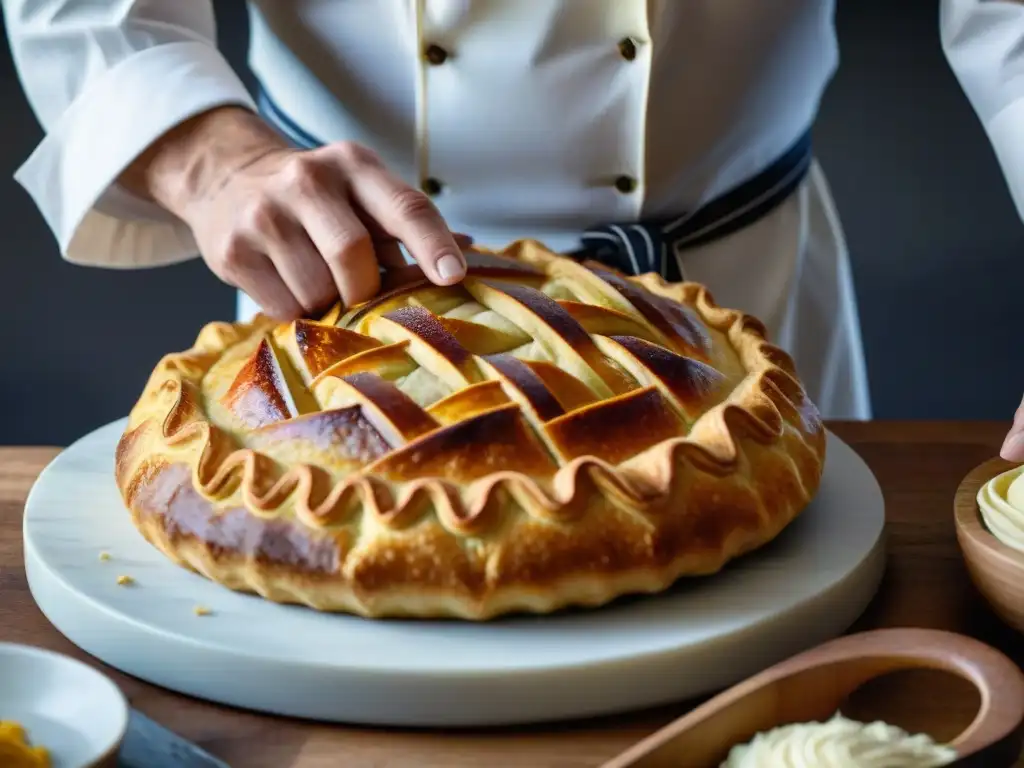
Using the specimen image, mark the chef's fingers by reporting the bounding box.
[294,195,382,307]
[218,244,304,321]
[374,240,409,269]
[367,234,471,269]
[342,160,466,286]
[353,211,473,253]
[250,210,340,315]
[363,227,474,253]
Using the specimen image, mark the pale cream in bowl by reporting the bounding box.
[720,713,956,767]
[977,465,1024,553]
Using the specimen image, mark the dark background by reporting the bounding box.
[1,0,1021,446]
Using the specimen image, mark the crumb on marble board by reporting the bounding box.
[116,574,135,586]
[98,551,111,561]
[193,605,213,617]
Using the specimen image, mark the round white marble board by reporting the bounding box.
[23,418,886,727]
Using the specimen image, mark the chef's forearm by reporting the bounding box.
[119,106,287,222]
[5,0,256,267]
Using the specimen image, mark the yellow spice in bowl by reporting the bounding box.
[0,721,50,768]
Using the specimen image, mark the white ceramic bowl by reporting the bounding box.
[0,643,128,768]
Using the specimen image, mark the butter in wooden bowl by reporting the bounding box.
[976,465,1024,553]
[720,712,955,767]
[956,459,1024,634]
[0,720,50,768]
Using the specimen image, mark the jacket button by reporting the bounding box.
[614,175,637,194]
[618,37,638,61]
[424,44,449,65]
[422,177,444,196]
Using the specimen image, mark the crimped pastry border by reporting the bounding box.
[114,240,826,619]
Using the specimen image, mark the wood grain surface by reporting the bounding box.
[1,421,1021,768]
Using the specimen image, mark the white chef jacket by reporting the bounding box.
[4,0,1016,423]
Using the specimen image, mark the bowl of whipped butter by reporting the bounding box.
[956,459,1024,635]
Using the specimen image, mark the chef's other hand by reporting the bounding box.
[1002,394,1024,461]
[120,106,467,319]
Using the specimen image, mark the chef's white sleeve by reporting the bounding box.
[4,1,256,268]
[942,0,1024,223]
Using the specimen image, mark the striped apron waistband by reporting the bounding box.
[256,83,813,283]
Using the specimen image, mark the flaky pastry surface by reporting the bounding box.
[115,240,826,620]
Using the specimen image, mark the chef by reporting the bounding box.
[2,1,1015,424]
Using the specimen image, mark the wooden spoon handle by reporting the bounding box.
[753,628,1024,755]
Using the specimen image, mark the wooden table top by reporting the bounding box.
[1,421,1021,767]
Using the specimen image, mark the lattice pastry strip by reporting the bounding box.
[362,314,698,461]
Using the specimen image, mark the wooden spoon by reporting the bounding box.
[600,627,1024,768]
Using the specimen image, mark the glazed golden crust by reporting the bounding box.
[115,240,826,619]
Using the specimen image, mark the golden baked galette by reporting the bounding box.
[115,240,825,620]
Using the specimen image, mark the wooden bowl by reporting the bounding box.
[600,627,1024,767]
[954,457,1024,634]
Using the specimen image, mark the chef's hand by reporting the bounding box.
[120,106,468,319]
[1002,395,1024,461]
